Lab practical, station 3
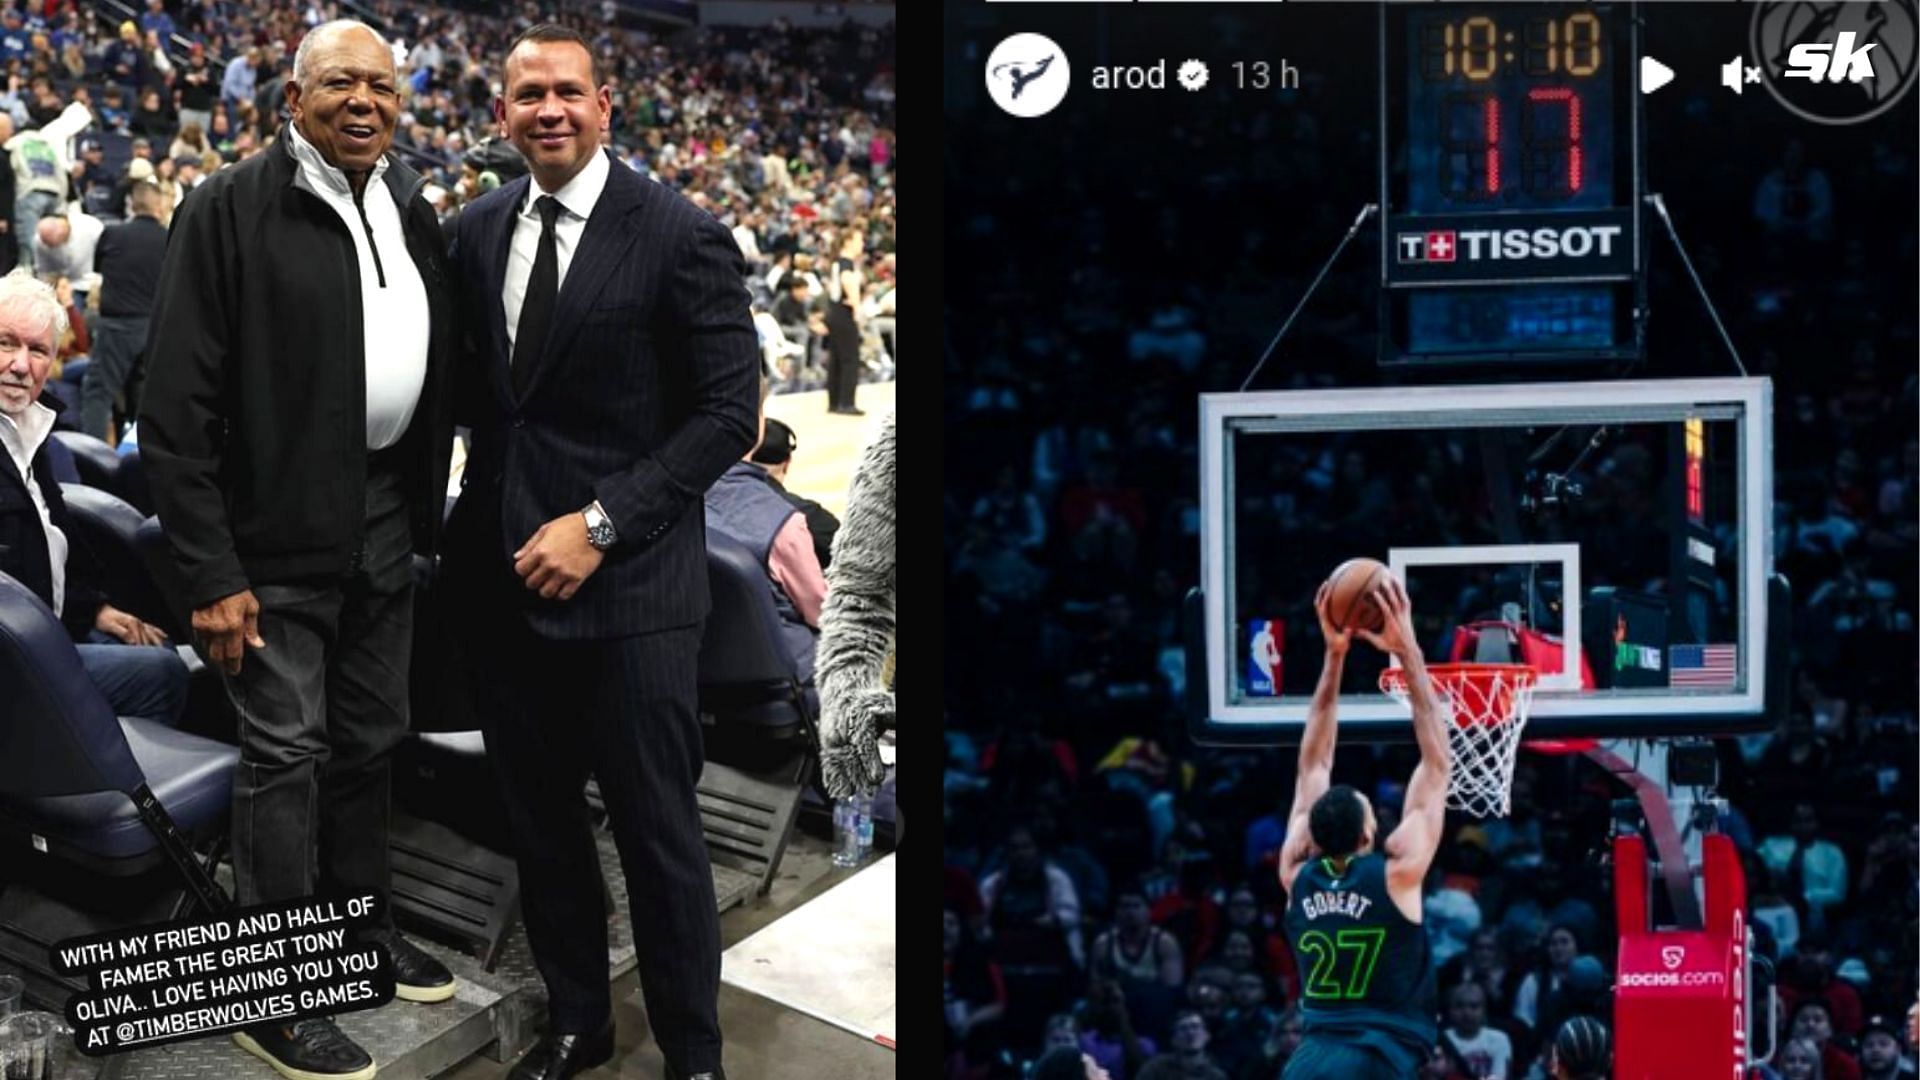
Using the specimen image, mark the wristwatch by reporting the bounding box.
[582,501,617,551]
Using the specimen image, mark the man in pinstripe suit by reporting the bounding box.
[444,24,757,1080]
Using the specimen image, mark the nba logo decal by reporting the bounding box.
[1247,620,1283,696]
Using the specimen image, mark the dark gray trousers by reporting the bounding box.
[221,460,412,928]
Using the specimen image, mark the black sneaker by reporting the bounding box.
[234,1017,376,1080]
[368,929,457,1003]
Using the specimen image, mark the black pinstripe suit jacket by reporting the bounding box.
[445,152,760,640]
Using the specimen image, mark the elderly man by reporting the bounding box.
[140,19,456,1080]
[0,268,186,723]
[31,209,103,306]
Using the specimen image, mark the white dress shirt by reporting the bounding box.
[285,124,430,451]
[0,401,67,616]
[504,148,611,355]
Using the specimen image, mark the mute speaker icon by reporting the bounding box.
[1721,56,1744,95]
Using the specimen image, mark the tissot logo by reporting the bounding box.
[1397,226,1623,264]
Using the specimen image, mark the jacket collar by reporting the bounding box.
[273,123,425,208]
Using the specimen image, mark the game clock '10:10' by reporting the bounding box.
[1422,13,1605,81]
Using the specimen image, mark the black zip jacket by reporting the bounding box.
[139,126,455,609]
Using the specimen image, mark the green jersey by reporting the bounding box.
[1283,851,1436,1056]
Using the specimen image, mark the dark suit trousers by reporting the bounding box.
[824,302,860,411]
[472,599,723,1071]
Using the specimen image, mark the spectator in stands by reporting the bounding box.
[1762,803,1851,934]
[1439,981,1512,1080]
[51,276,87,366]
[1237,1003,1302,1080]
[770,273,822,389]
[945,906,1009,1059]
[33,211,104,307]
[175,44,215,137]
[1080,976,1159,1080]
[748,416,839,571]
[1441,928,1520,1021]
[1774,1036,1827,1080]
[96,87,130,134]
[130,86,173,139]
[1032,1046,1115,1080]
[138,0,175,48]
[72,136,112,207]
[983,824,1086,970]
[1857,1015,1915,1080]
[83,179,165,445]
[1045,1012,1087,1053]
[1138,1010,1229,1080]
[6,95,91,271]
[1548,1016,1610,1080]
[1513,926,1581,1034]
[104,21,144,95]
[1792,998,1863,1080]
[221,45,260,113]
[0,268,186,724]
[704,378,827,679]
[1785,938,1866,1038]
[140,19,459,1078]
[1092,888,1184,990]
[1211,972,1277,1077]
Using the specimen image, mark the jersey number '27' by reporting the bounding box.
[1296,928,1388,1000]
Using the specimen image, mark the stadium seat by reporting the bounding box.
[58,485,184,641]
[50,432,120,497]
[114,449,153,515]
[41,431,79,485]
[0,570,234,1001]
[131,516,197,655]
[699,530,817,744]
[694,532,817,900]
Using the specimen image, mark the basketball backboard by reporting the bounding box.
[1194,377,1778,744]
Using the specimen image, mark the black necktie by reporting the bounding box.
[512,195,561,396]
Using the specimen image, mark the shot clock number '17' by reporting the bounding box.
[1418,12,1610,205]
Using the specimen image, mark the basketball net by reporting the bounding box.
[1379,663,1537,819]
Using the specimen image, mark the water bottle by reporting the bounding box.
[833,794,872,868]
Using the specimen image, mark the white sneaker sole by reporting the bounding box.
[232,1030,378,1080]
[393,979,457,1003]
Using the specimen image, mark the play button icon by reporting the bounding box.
[1641,56,1674,94]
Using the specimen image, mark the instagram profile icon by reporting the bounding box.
[987,33,1071,118]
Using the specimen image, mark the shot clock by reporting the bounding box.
[1381,3,1645,367]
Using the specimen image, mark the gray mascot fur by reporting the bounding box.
[817,408,895,798]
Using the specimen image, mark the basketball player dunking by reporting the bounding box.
[1278,576,1448,1079]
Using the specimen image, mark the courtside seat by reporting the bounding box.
[58,484,183,640]
[50,432,120,494]
[114,449,153,515]
[4,719,235,863]
[699,530,816,743]
[0,570,231,896]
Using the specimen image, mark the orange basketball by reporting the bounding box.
[1324,558,1391,634]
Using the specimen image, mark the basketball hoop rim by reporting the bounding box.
[1379,662,1539,730]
